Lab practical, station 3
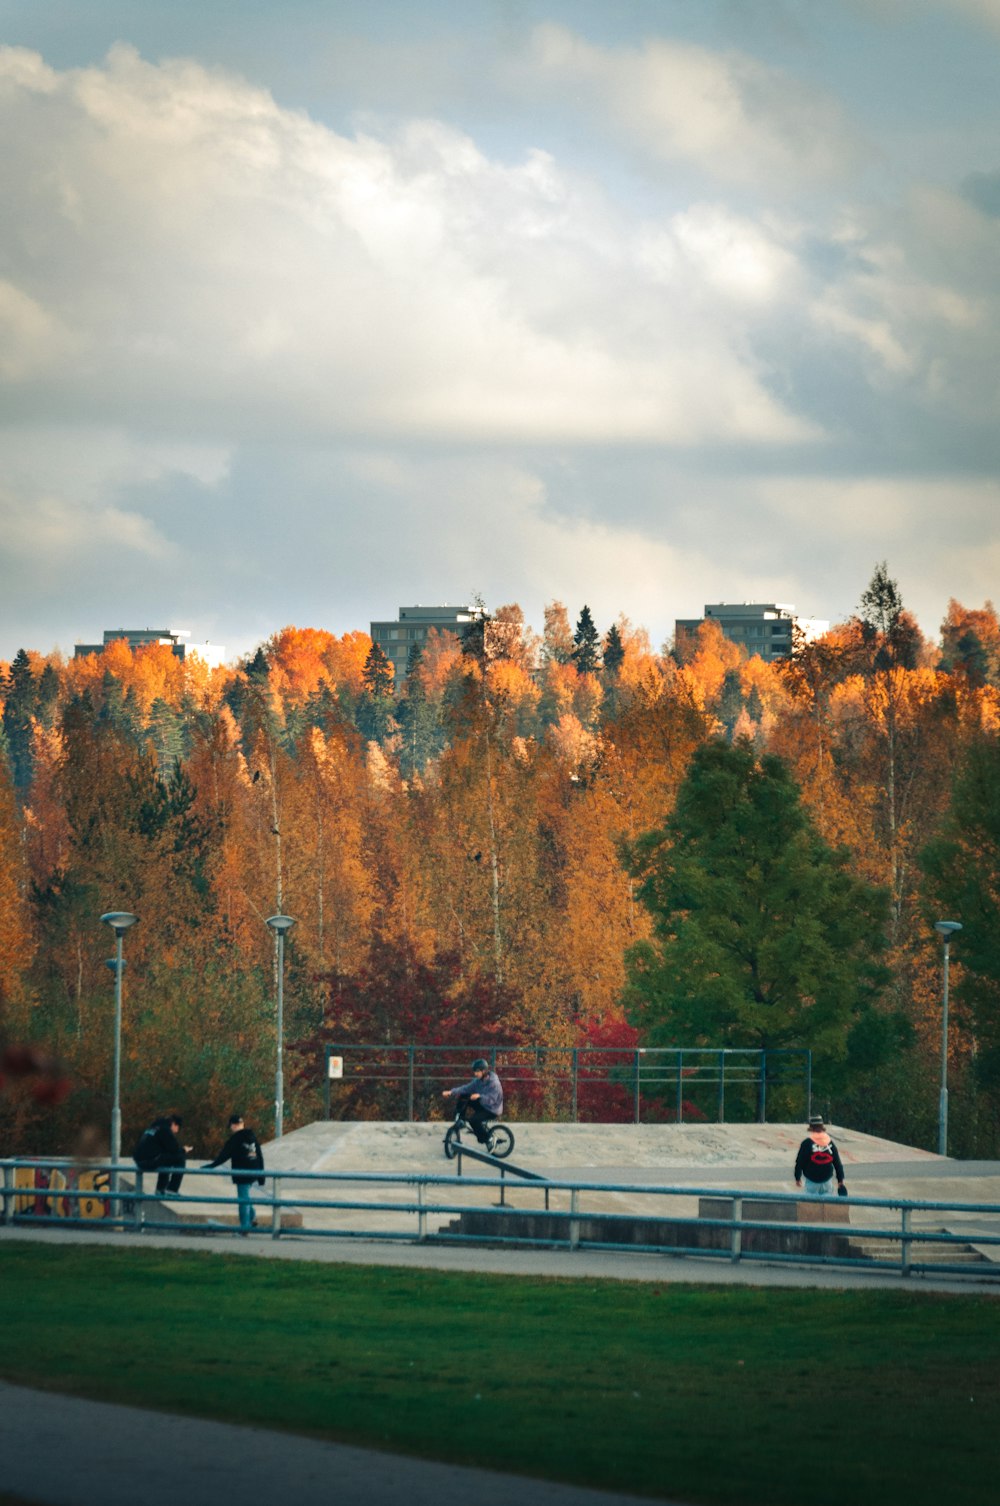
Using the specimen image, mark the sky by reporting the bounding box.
[1,0,999,665]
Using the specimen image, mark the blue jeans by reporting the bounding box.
[236,1180,255,1230]
[803,1178,834,1197]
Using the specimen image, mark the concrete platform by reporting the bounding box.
[163,1121,1000,1258]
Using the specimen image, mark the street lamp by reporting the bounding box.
[265,914,295,1139]
[100,911,138,1185]
[934,920,963,1157]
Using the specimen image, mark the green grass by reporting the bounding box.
[1,1243,997,1506]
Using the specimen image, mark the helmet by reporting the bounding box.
[471,1058,490,1074]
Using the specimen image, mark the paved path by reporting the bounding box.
[0,1381,667,1506]
[0,1219,994,1294]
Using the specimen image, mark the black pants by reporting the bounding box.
[457,1096,493,1144]
[136,1152,186,1195]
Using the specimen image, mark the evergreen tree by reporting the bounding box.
[572,605,601,674]
[603,623,625,678]
[362,642,394,699]
[1,649,36,789]
[624,740,893,1080]
[357,643,396,743]
[922,735,1000,1115]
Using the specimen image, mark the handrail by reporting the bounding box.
[450,1139,549,1208]
[451,1141,547,1180]
[2,1155,998,1280]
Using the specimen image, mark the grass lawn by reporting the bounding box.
[1,1242,997,1506]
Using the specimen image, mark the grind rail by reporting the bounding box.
[2,1155,998,1281]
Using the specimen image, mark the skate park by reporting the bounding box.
[8,1116,999,1281]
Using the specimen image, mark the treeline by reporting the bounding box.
[1,569,1000,1154]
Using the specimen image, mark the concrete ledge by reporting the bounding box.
[442,1202,854,1257]
[699,1196,850,1225]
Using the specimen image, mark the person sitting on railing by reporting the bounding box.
[442,1059,504,1145]
[132,1113,192,1197]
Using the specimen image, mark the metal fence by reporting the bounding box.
[321,1043,812,1124]
[3,1154,997,1282]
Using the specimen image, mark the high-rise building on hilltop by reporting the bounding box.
[674,603,829,664]
[369,605,474,682]
[74,628,227,670]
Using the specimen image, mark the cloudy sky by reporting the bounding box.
[1,0,999,664]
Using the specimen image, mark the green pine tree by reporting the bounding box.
[573,605,601,674]
[624,739,893,1083]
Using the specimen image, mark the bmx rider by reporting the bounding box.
[442,1059,503,1145]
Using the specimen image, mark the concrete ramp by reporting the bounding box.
[170,1121,1000,1250]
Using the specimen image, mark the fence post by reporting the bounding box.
[757,1051,767,1123]
[134,1171,145,1231]
[633,1051,641,1125]
[271,1175,282,1239]
[324,1045,331,1121]
[731,1196,743,1263]
[805,1049,813,1121]
[901,1206,912,1277]
[676,1051,684,1124]
[571,1047,578,1124]
[417,1181,426,1242]
[1,1163,11,1225]
[718,1051,726,1123]
[569,1187,580,1250]
[408,1046,415,1123]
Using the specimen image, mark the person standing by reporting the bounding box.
[442,1059,503,1145]
[204,1114,265,1234]
[794,1115,847,1198]
[132,1113,191,1196]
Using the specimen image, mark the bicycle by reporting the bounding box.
[443,1103,515,1160]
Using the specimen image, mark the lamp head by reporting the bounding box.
[265,914,295,935]
[934,920,962,941]
[101,911,139,936]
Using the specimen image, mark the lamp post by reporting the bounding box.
[100,911,138,1187]
[934,920,962,1157]
[265,914,295,1139]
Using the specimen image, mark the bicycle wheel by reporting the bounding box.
[486,1124,514,1159]
[443,1124,462,1160]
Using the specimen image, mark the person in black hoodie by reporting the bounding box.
[794,1115,847,1198]
[204,1114,265,1234]
[132,1114,192,1197]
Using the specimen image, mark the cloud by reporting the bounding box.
[523,23,865,190]
[0,43,813,449]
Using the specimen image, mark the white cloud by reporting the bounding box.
[0,490,175,568]
[0,44,813,448]
[639,204,802,307]
[524,23,864,190]
[338,451,714,640]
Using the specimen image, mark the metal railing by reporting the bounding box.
[322,1043,812,1123]
[2,1154,998,1281]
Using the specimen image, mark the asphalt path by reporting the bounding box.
[0,1380,669,1506]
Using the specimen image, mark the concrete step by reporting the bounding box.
[846,1236,987,1265]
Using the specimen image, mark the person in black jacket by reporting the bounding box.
[794,1115,847,1198]
[204,1114,265,1234]
[132,1114,192,1196]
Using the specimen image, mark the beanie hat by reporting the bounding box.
[808,1115,826,1130]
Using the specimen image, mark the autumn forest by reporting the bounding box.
[2,566,1000,1157]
